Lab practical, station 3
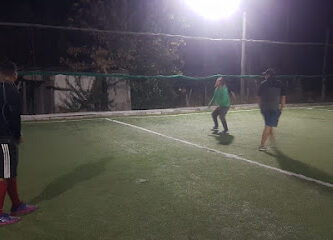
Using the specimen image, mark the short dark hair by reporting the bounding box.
[0,61,17,77]
[262,68,275,77]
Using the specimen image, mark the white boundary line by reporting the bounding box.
[23,118,105,124]
[107,106,333,119]
[105,118,333,189]
[21,109,258,122]
[129,109,260,118]
[22,105,333,123]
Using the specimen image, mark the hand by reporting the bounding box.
[18,134,23,144]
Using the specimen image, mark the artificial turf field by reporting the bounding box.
[1,106,333,240]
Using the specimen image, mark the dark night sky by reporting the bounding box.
[1,0,331,41]
[0,0,332,76]
[0,0,73,25]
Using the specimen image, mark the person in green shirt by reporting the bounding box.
[208,77,231,134]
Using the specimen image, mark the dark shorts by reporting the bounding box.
[0,138,18,179]
[261,109,281,127]
[212,106,229,117]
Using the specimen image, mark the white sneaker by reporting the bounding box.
[258,146,268,151]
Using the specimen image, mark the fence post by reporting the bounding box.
[240,11,247,103]
[321,29,330,101]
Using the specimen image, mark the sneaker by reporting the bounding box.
[0,213,20,226]
[211,126,218,131]
[220,130,229,135]
[258,146,268,151]
[10,202,38,216]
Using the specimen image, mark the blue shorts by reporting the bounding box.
[261,109,281,127]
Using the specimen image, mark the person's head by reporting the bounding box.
[262,68,275,80]
[215,77,224,88]
[0,61,18,83]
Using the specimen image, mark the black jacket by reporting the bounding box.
[258,78,286,110]
[0,81,21,141]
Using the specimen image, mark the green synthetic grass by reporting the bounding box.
[1,107,333,240]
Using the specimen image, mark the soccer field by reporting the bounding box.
[1,106,333,240]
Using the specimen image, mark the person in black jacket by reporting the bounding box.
[0,61,37,226]
[258,68,286,151]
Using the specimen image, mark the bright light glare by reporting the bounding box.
[185,0,240,20]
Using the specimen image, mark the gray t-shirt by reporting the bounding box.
[258,78,286,110]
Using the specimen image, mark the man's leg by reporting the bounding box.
[0,178,20,225]
[211,107,220,129]
[6,143,21,208]
[219,107,229,132]
[0,179,6,214]
[260,126,272,147]
[6,177,21,208]
[268,109,281,146]
[0,143,21,225]
[0,143,8,214]
[269,127,276,145]
[7,144,37,216]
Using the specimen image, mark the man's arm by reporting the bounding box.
[280,82,287,111]
[208,89,217,106]
[280,96,286,111]
[7,88,22,142]
[229,91,236,105]
[257,83,263,109]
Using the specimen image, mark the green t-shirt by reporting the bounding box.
[209,85,230,107]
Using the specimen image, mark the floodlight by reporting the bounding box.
[185,0,240,20]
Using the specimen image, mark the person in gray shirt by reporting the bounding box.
[258,68,286,151]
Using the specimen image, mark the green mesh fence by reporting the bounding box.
[18,71,333,80]
[16,70,333,115]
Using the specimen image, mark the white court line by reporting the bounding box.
[22,105,333,123]
[116,109,260,119]
[317,109,333,112]
[105,118,333,189]
[21,109,259,123]
[114,106,333,119]
[23,118,105,124]
[306,105,333,108]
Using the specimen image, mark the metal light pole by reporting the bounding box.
[240,11,247,103]
[321,29,330,101]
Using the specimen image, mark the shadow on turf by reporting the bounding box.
[264,148,333,188]
[209,131,234,145]
[30,158,109,204]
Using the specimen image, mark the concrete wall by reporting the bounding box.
[52,75,94,111]
[106,77,131,111]
[52,75,131,112]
